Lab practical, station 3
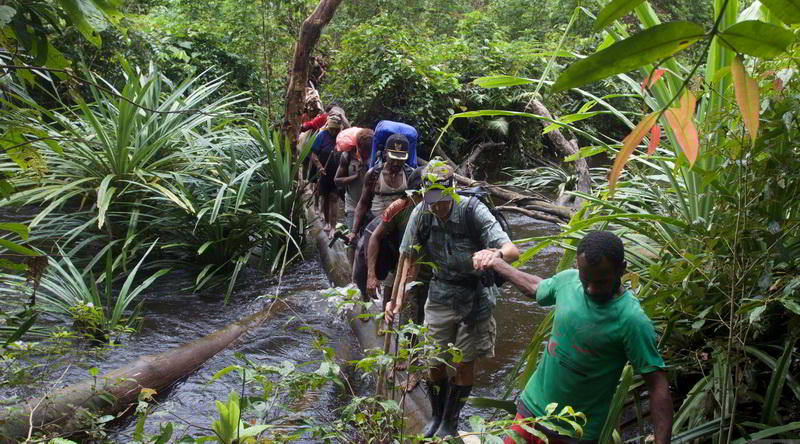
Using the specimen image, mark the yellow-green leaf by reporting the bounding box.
[473,75,536,89]
[718,21,794,59]
[731,57,760,143]
[594,0,646,31]
[760,0,800,24]
[553,22,705,92]
[609,112,659,196]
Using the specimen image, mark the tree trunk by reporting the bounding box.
[417,158,573,222]
[526,99,591,207]
[284,0,344,153]
[0,302,289,442]
[304,203,431,434]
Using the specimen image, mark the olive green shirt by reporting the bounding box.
[399,197,510,317]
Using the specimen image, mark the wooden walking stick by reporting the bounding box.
[376,252,407,397]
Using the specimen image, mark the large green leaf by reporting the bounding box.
[594,0,646,31]
[56,0,101,46]
[552,22,705,92]
[718,20,794,58]
[760,0,800,23]
[760,335,798,424]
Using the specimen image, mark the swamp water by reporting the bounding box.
[3,215,561,441]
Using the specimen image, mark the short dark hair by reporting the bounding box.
[577,231,624,267]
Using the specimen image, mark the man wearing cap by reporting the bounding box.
[350,133,415,240]
[310,114,344,233]
[386,159,520,440]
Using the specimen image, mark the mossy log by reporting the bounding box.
[0,298,287,442]
[305,205,432,434]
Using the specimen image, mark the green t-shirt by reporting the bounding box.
[520,269,665,441]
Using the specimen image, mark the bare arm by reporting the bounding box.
[334,152,359,187]
[351,170,377,235]
[484,256,542,299]
[366,221,387,293]
[310,152,325,173]
[385,260,418,323]
[472,242,520,273]
[643,371,673,444]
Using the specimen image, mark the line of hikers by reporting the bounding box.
[300,89,673,444]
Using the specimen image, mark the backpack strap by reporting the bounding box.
[464,196,482,246]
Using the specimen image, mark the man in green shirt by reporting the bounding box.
[477,231,673,444]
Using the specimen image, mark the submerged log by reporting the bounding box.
[305,205,432,434]
[0,300,288,442]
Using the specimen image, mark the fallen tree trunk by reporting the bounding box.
[305,205,431,434]
[0,300,288,442]
[526,99,591,207]
[416,158,572,223]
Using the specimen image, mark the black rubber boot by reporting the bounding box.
[422,380,448,438]
[435,384,472,441]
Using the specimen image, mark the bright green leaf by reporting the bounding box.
[0,223,29,240]
[718,20,794,59]
[473,75,536,89]
[564,145,608,162]
[594,0,646,31]
[760,0,800,24]
[552,22,705,92]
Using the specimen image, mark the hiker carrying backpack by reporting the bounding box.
[387,159,519,441]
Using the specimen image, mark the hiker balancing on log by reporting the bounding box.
[479,231,673,444]
[385,159,519,440]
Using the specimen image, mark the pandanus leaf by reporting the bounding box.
[731,56,760,143]
[552,22,705,92]
[665,91,700,166]
[609,112,659,196]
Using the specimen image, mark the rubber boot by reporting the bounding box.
[435,384,472,441]
[422,380,448,438]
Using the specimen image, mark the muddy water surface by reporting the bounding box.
[4,214,562,442]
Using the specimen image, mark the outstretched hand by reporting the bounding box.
[473,249,500,271]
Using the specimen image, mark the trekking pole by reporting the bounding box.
[376,253,407,397]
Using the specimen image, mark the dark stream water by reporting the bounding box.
[3,215,562,442]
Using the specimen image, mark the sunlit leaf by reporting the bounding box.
[564,145,608,162]
[0,5,16,27]
[760,0,800,24]
[552,22,705,92]
[641,68,666,92]
[647,124,661,155]
[731,57,760,143]
[665,91,699,166]
[594,0,646,31]
[718,21,794,59]
[609,111,659,196]
[473,75,536,88]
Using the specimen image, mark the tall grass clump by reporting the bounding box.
[0,65,308,337]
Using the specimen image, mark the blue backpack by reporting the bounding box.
[369,120,418,169]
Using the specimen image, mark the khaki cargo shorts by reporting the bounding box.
[424,299,496,363]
